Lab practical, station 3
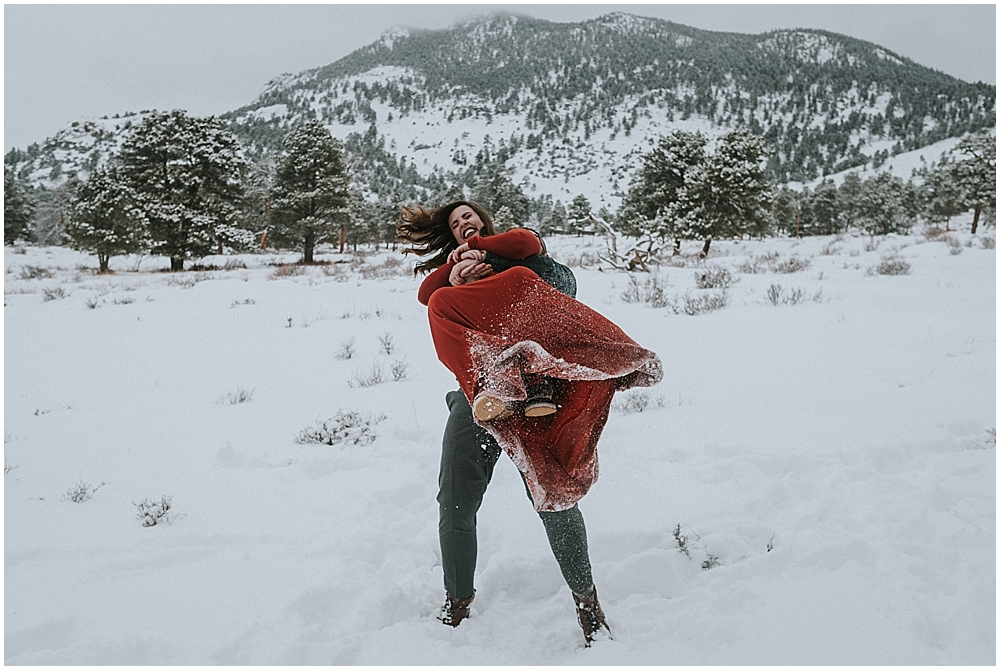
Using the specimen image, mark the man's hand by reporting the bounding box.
[448,244,486,265]
[449,258,493,286]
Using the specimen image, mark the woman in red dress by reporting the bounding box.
[399,200,662,513]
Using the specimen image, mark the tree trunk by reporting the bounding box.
[98,253,110,273]
[971,204,982,234]
[170,257,184,272]
[673,239,681,256]
[339,224,347,254]
[304,231,315,264]
[700,238,712,258]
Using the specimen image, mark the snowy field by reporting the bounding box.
[4,229,995,665]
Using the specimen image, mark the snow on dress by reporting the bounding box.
[419,229,662,512]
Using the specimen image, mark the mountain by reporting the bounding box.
[5,12,995,210]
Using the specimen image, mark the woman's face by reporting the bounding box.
[449,205,485,245]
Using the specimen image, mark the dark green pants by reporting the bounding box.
[438,390,594,600]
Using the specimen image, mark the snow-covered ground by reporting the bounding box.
[4,229,995,664]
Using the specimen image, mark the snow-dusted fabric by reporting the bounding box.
[426,266,662,511]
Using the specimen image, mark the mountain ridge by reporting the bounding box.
[6,12,995,208]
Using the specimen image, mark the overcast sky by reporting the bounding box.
[4,3,996,152]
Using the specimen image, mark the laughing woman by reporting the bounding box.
[397,200,661,645]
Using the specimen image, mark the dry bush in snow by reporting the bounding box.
[295,410,387,446]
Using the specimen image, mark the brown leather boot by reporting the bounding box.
[573,586,612,647]
[439,591,475,627]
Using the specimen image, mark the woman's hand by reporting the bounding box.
[449,258,493,286]
[448,244,485,265]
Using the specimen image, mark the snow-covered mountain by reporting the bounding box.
[5,12,995,209]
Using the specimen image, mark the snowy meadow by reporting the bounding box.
[4,230,995,665]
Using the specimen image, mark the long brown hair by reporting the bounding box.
[396,200,497,274]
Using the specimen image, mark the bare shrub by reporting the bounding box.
[694,266,737,290]
[19,265,53,280]
[358,256,407,279]
[223,258,248,271]
[321,264,349,281]
[923,225,950,241]
[348,362,386,388]
[270,264,305,279]
[390,358,410,381]
[335,336,357,360]
[378,332,396,355]
[736,251,780,274]
[773,256,811,273]
[134,495,177,527]
[217,386,256,406]
[621,273,672,308]
[869,255,911,276]
[295,409,387,446]
[682,290,728,315]
[979,235,996,250]
[612,390,665,415]
[766,284,783,306]
[42,287,67,302]
[230,298,256,308]
[63,480,107,503]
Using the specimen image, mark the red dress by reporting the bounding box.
[420,230,662,511]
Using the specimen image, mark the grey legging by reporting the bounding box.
[438,390,594,599]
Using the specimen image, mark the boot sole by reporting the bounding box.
[524,402,557,418]
[473,396,512,422]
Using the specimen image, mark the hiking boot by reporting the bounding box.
[473,395,512,422]
[573,586,612,647]
[439,592,475,627]
[523,376,557,418]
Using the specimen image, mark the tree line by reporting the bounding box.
[3,110,995,273]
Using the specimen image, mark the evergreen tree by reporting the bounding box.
[771,186,802,237]
[806,179,841,235]
[567,194,594,235]
[950,132,996,233]
[855,172,912,236]
[269,120,351,261]
[65,166,148,272]
[4,166,34,244]
[838,172,863,231]
[117,110,250,270]
[617,130,708,242]
[471,161,530,225]
[619,129,773,255]
[916,158,963,229]
[547,201,569,235]
[696,129,775,252]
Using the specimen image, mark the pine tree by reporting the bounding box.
[471,161,530,225]
[117,110,249,270]
[4,166,34,244]
[567,194,594,235]
[696,129,775,252]
[618,129,773,255]
[617,130,708,243]
[807,179,841,235]
[65,166,148,272]
[950,132,996,234]
[855,172,912,237]
[269,120,351,261]
[838,172,863,231]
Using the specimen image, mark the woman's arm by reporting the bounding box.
[417,259,494,305]
[467,228,542,260]
[417,263,454,305]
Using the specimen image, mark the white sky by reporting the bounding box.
[3,3,996,153]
